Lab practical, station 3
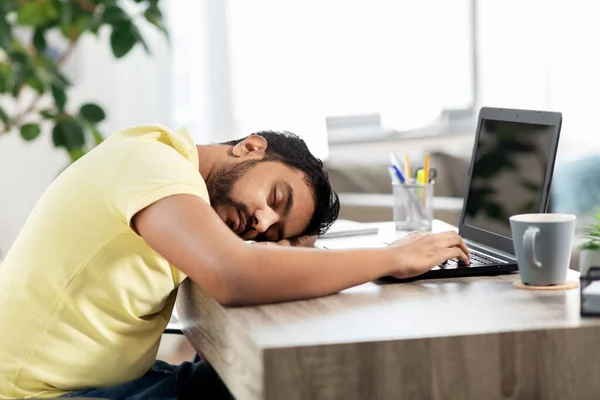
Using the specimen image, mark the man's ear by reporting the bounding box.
[232,135,268,158]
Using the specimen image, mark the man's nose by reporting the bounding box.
[252,208,279,233]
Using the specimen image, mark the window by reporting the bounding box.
[169,0,600,160]
[169,0,476,158]
[226,0,476,149]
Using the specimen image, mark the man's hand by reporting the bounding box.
[387,231,470,279]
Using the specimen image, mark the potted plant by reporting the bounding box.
[579,209,600,276]
[0,0,168,163]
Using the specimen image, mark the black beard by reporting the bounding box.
[206,160,260,224]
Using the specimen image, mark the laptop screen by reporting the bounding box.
[462,119,556,238]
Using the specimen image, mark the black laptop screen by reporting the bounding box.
[462,119,555,238]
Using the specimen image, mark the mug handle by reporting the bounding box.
[523,226,542,269]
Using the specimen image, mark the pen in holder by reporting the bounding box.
[392,181,434,232]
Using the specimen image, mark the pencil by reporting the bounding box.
[423,153,430,183]
[403,155,411,183]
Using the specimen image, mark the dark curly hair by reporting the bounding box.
[222,131,339,237]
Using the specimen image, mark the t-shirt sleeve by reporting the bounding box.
[107,139,210,227]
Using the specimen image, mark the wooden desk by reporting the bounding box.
[177,221,600,400]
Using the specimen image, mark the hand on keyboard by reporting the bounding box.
[439,250,497,268]
[387,231,470,279]
[440,258,470,267]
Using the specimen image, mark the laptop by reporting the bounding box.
[338,107,563,281]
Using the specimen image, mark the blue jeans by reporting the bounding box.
[61,360,233,400]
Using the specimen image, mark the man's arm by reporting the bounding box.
[134,194,468,306]
[255,235,317,247]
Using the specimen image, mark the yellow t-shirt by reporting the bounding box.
[0,125,209,399]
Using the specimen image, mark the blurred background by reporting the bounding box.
[1,0,600,360]
[3,0,600,251]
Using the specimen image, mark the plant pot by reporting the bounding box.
[579,249,600,277]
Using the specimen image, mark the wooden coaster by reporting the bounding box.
[513,280,579,290]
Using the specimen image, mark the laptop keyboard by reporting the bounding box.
[439,249,504,268]
[323,240,508,268]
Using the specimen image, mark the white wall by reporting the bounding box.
[0,23,170,256]
[477,0,600,151]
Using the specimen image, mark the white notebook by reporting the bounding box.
[319,219,379,239]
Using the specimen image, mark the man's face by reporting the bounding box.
[207,160,315,242]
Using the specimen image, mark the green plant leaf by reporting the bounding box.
[110,20,137,58]
[91,125,104,145]
[10,50,29,65]
[52,117,85,149]
[582,242,600,251]
[0,64,11,93]
[10,64,29,97]
[131,23,150,54]
[102,5,128,24]
[26,71,45,93]
[0,0,19,15]
[144,4,168,38]
[33,29,47,54]
[61,14,92,40]
[80,103,106,123]
[58,0,73,31]
[37,54,55,70]
[40,109,57,119]
[52,70,71,88]
[17,1,58,26]
[31,58,52,82]
[88,14,103,35]
[0,16,11,50]
[20,123,41,141]
[68,147,87,162]
[584,226,600,233]
[51,85,67,112]
[10,48,33,96]
[0,106,10,129]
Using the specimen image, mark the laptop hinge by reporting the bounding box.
[464,239,516,261]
